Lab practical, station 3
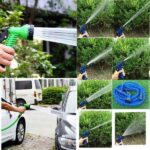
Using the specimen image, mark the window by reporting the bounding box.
[34,80,41,89]
[65,91,77,114]
[15,81,32,90]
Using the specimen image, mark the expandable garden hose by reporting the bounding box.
[1,100,30,132]
[113,82,146,106]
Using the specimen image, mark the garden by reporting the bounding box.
[79,111,112,147]
[112,38,149,79]
[78,0,149,37]
[78,80,112,109]
[77,38,113,79]
[114,0,149,37]
[0,0,77,78]
[115,112,146,145]
[77,0,114,37]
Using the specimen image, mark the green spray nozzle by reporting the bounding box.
[24,104,30,109]
[6,24,34,47]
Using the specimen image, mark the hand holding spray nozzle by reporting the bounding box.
[115,61,125,79]
[79,24,89,38]
[80,65,88,80]
[0,24,34,68]
[81,131,90,145]
[116,135,124,145]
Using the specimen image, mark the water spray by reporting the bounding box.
[81,120,111,145]
[79,82,112,108]
[0,24,76,68]
[113,82,146,107]
[116,1,150,37]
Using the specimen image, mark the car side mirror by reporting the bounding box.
[50,108,63,118]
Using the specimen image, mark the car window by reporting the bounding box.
[15,81,32,90]
[34,80,41,89]
[64,91,77,114]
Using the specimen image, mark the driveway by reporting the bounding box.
[26,105,57,138]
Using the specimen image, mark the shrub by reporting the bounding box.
[77,0,114,29]
[114,0,149,34]
[113,38,149,79]
[77,38,113,66]
[80,111,112,147]
[78,80,112,109]
[42,86,68,105]
[115,112,146,138]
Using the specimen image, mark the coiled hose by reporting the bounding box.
[113,82,146,106]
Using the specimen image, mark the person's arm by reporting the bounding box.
[2,102,25,113]
[0,44,15,72]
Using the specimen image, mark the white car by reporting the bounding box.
[1,105,26,144]
[15,79,42,106]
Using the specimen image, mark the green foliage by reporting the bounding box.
[78,80,112,109]
[113,38,149,79]
[0,3,24,28]
[112,80,150,109]
[41,86,68,105]
[114,0,149,34]
[80,111,112,147]
[77,0,114,28]
[77,38,113,65]
[115,112,146,137]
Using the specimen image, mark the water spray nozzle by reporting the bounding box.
[117,135,124,144]
[80,65,88,80]
[82,130,90,145]
[116,61,125,79]
[24,104,30,109]
[79,100,88,108]
[80,24,87,34]
[116,26,123,37]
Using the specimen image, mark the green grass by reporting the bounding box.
[112,80,150,109]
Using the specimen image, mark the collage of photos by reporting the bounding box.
[0,0,150,150]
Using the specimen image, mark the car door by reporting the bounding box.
[1,109,18,143]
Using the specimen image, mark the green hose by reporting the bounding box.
[1,104,30,132]
[1,113,22,132]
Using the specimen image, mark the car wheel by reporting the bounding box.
[55,135,61,150]
[34,99,38,105]
[15,119,25,144]
[17,99,26,107]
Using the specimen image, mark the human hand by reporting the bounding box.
[112,69,125,80]
[79,137,88,146]
[16,106,26,113]
[0,44,15,72]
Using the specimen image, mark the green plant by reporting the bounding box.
[115,112,146,137]
[78,80,112,109]
[77,38,113,65]
[114,0,149,35]
[41,86,68,105]
[113,38,149,79]
[77,0,114,28]
[80,111,112,147]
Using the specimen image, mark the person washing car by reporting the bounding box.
[1,98,25,113]
[0,44,15,73]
